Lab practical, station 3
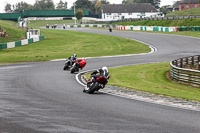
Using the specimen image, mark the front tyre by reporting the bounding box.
[88,82,99,94]
[63,64,69,70]
[71,66,76,73]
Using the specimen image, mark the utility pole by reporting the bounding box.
[74,3,76,25]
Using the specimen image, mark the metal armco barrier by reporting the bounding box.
[170,55,200,87]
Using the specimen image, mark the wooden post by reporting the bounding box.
[180,58,183,68]
[198,55,200,71]
[192,56,194,66]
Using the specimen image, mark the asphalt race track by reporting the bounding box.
[0,28,200,133]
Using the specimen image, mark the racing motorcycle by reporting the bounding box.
[83,75,107,94]
[63,59,73,70]
[71,59,86,73]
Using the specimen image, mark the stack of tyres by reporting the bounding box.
[179,27,183,31]
[197,26,200,31]
[192,26,196,31]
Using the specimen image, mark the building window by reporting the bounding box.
[128,13,132,15]
[118,13,121,15]
[185,5,189,8]
[106,13,111,15]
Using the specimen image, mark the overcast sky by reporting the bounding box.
[0,0,180,13]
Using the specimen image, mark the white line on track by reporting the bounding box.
[49,32,199,112]
[50,39,157,61]
[76,69,200,112]
[0,65,31,70]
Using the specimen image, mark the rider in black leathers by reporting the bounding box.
[68,54,77,65]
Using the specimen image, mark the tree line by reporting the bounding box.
[5,0,161,14]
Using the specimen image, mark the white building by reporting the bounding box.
[101,3,160,21]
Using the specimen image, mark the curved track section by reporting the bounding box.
[0,28,200,133]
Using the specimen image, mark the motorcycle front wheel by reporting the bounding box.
[63,64,69,70]
[71,66,76,73]
[88,82,99,94]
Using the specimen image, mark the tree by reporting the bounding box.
[33,0,55,10]
[4,2,33,13]
[75,8,84,20]
[74,0,94,13]
[56,0,68,10]
[160,5,171,15]
[122,0,160,9]
[122,0,134,4]
[4,3,12,13]
[148,0,160,9]
[13,2,33,13]
[95,0,109,14]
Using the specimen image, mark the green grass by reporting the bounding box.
[113,18,200,27]
[0,63,18,65]
[106,63,200,101]
[167,8,200,17]
[28,20,74,29]
[0,20,26,43]
[0,28,150,62]
[162,31,200,38]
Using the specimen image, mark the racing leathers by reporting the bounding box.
[90,68,110,88]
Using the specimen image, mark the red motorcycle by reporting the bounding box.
[83,74,107,94]
[71,58,86,73]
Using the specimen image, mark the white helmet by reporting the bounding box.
[102,66,108,72]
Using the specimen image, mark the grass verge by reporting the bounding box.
[166,8,200,17]
[0,28,150,62]
[109,63,200,101]
[0,20,26,43]
[27,20,74,29]
[85,63,200,101]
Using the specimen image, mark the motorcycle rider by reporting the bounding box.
[84,66,110,92]
[108,25,113,32]
[68,54,77,66]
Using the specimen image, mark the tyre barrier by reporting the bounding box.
[117,26,200,32]
[117,25,176,32]
[170,55,200,88]
[0,35,44,50]
[57,24,200,32]
[53,24,111,29]
[177,26,200,32]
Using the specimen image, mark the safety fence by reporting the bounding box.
[49,24,200,32]
[177,26,200,31]
[0,35,44,50]
[49,24,111,29]
[53,24,176,32]
[117,25,177,32]
[117,25,200,32]
[170,55,200,87]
